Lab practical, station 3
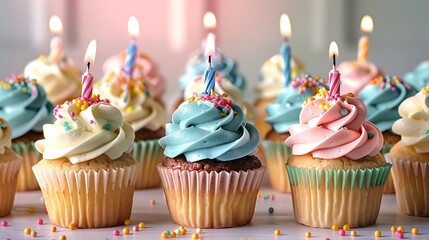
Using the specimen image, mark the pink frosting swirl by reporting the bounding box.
[285,91,383,160]
[338,61,383,95]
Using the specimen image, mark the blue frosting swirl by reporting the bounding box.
[265,75,327,133]
[179,49,246,92]
[359,75,417,132]
[403,62,429,91]
[0,75,54,139]
[159,93,259,162]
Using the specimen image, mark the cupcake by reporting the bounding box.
[103,51,166,103]
[24,55,81,105]
[255,54,305,139]
[0,74,54,191]
[337,60,384,95]
[387,87,429,216]
[403,60,429,91]
[33,94,136,228]
[94,71,165,189]
[285,88,391,228]
[264,75,327,192]
[0,119,22,217]
[359,75,417,193]
[158,86,264,228]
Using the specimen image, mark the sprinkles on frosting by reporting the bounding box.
[188,91,237,117]
[371,75,411,91]
[102,72,150,104]
[291,74,327,94]
[53,94,110,120]
[0,74,38,96]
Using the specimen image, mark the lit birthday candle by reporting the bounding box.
[202,12,217,50]
[280,14,292,87]
[82,40,97,99]
[49,16,63,63]
[357,15,373,63]
[328,41,340,99]
[203,33,216,94]
[122,16,139,76]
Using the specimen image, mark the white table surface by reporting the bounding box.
[0,187,428,240]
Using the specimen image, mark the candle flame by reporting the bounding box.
[205,33,216,58]
[128,16,140,38]
[203,12,217,30]
[84,40,97,65]
[329,41,339,57]
[49,15,63,34]
[360,15,373,33]
[280,14,291,39]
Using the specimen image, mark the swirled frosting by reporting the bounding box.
[0,75,54,139]
[403,61,429,91]
[94,72,164,132]
[0,118,12,154]
[285,89,383,160]
[24,55,81,105]
[360,75,417,132]
[392,88,429,153]
[337,61,383,95]
[179,49,246,92]
[35,95,135,164]
[265,75,328,133]
[256,54,305,99]
[103,51,166,98]
[183,74,256,123]
[159,92,260,162]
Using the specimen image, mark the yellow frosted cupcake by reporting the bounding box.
[33,94,136,228]
[0,118,22,217]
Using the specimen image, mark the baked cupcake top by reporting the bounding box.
[337,61,383,95]
[403,60,429,91]
[183,74,256,123]
[159,91,260,162]
[103,51,166,98]
[285,88,383,159]
[0,74,54,139]
[265,75,327,133]
[24,55,81,105]
[392,87,429,153]
[35,94,135,164]
[359,75,417,132]
[256,54,305,100]
[0,118,12,154]
[94,72,164,132]
[179,49,246,92]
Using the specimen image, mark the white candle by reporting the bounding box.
[49,15,63,63]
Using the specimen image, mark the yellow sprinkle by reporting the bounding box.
[397,226,404,233]
[126,106,135,112]
[343,224,350,230]
[374,230,381,238]
[149,199,156,205]
[351,230,357,237]
[412,227,419,235]
[123,227,130,235]
[192,233,199,239]
[391,226,397,232]
[69,223,76,230]
[80,106,87,111]
[24,227,31,234]
[180,228,187,235]
[188,97,195,102]
[72,99,77,103]
[324,104,331,110]
[332,224,339,230]
[222,93,229,97]
[319,104,325,109]
[220,113,227,117]
[161,232,168,238]
[233,111,238,115]
[38,55,46,62]
[274,229,281,235]
[138,222,145,229]
[91,94,97,100]
[305,231,311,238]
[31,230,37,237]
[51,226,57,232]
[28,207,35,214]
[170,231,177,238]
[59,235,67,240]
[124,219,131,226]
[179,226,185,230]
[31,80,37,85]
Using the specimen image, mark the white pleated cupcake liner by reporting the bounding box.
[12,141,41,191]
[132,140,164,189]
[262,140,292,193]
[0,155,22,217]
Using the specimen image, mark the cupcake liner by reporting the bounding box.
[132,140,163,189]
[0,155,22,217]
[262,140,292,193]
[383,153,395,194]
[157,164,265,228]
[286,164,392,228]
[12,141,41,191]
[32,164,137,228]
[385,154,429,216]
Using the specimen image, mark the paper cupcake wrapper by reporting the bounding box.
[382,153,395,194]
[286,164,391,228]
[32,164,137,228]
[132,140,163,189]
[0,155,22,217]
[12,141,41,191]
[385,154,429,216]
[262,140,292,193]
[157,164,265,228]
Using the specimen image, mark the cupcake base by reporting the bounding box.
[133,140,164,189]
[12,141,41,191]
[262,139,291,193]
[0,148,22,217]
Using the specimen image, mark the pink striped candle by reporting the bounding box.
[328,41,340,99]
[82,40,97,98]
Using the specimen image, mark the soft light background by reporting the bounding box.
[1,0,429,110]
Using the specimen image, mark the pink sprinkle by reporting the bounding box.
[227,99,233,104]
[215,95,220,101]
[113,229,120,236]
[391,86,397,91]
[1,220,8,226]
[133,226,139,232]
[339,229,346,236]
[90,120,95,124]
[325,238,330,240]
[70,112,75,118]
[226,105,232,111]
[396,231,404,238]
[58,115,63,119]
[37,218,43,225]
[213,102,219,108]
[219,99,227,106]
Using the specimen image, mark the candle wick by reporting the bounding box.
[87,62,91,72]
[208,55,212,68]
[333,54,336,70]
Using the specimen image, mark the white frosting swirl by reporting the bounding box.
[35,100,135,164]
[24,56,81,105]
[392,90,429,153]
[0,119,12,154]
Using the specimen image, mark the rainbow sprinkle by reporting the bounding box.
[188,91,236,117]
[290,74,327,94]
[371,75,411,91]
[53,94,110,120]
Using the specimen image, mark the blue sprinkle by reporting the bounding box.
[0,122,7,129]
[165,230,171,236]
[425,129,429,135]
[103,123,113,131]
[268,207,274,214]
[62,121,69,127]
[340,109,348,116]
[368,131,374,139]
[263,194,270,200]
[64,125,72,131]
